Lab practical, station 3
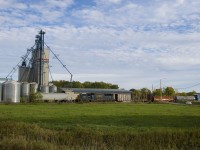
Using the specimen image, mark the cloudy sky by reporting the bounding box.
[1,0,200,91]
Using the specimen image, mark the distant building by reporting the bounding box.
[153,96,174,101]
[175,96,195,101]
[194,93,200,101]
[60,88,132,102]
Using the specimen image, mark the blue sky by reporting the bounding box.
[1,0,200,92]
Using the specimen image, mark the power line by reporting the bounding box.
[178,82,200,90]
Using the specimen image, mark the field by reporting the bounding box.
[0,103,200,149]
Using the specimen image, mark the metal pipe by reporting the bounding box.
[45,43,73,87]
[160,79,162,101]
[38,30,45,89]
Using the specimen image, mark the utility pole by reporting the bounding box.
[160,79,162,101]
[151,84,154,102]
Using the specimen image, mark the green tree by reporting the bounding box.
[176,92,187,96]
[130,89,141,102]
[72,81,83,88]
[176,91,196,96]
[140,88,151,100]
[153,89,162,96]
[29,92,43,103]
[52,80,119,89]
[110,84,119,89]
[52,80,69,87]
[187,90,196,96]
[164,87,175,96]
[83,81,92,88]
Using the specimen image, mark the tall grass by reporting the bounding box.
[0,122,199,150]
[0,103,200,149]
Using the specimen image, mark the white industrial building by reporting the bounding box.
[60,88,132,102]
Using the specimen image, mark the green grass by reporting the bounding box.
[0,103,200,131]
[0,103,200,149]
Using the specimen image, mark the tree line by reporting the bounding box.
[130,87,197,101]
[51,80,119,89]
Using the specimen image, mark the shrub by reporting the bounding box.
[29,92,43,103]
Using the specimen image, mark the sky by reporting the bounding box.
[1,0,200,92]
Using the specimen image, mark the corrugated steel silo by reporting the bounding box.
[21,82,30,97]
[41,85,49,93]
[49,85,57,93]
[30,82,38,93]
[2,80,21,103]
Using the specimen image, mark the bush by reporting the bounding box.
[29,92,43,103]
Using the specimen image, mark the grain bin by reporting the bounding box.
[41,85,49,93]
[2,80,21,103]
[30,82,38,93]
[49,85,57,93]
[21,82,30,97]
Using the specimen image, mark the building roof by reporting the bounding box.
[60,88,131,94]
[176,96,195,100]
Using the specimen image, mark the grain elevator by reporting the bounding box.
[1,30,74,103]
[18,30,49,89]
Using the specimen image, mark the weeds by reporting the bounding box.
[0,121,199,150]
[0,103,200,149]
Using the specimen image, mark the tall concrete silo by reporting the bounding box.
[31,48,49,86]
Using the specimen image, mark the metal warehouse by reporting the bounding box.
[60,88,132,102]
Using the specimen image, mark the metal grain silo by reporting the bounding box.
[21,82,30,97]
[49,85,57,93]
[41,85,49,93]
[2,80,21,103]
[30,82,38,93]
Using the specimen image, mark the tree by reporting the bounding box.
[52,80,69,87]
[52,80,119,89]
[176,91,196,96]
[153,89,162,96]
[110,84,119,89]
[176,92,187,96]
[72,81,83,88]
[187,90,196,96]
[29,92,43,103]
[130,89,141,102]
[82,81,92,88]
[141,88,151,95]
[140,88,151,100]
[164,87,175,97]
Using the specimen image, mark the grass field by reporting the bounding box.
[0,103,200,149]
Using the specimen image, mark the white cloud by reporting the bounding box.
[1,0,200,91]
[0,0,13,8]
[45,0,74,9]
[73,9,105,23]
[95,0,122,5]
[0,0,27,10]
